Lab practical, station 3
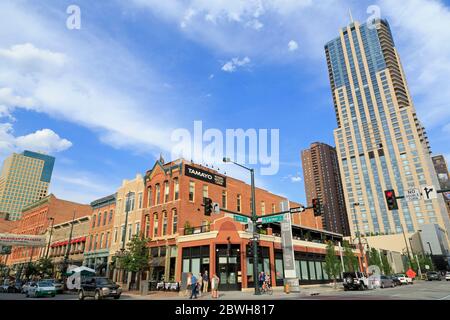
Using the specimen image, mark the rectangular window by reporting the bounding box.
[135,222,140,235]
[138,192,143,209]
[172,210,178,234]
[202,185,208,199]
[261,201,265,215]
[308,261,316,280]
[222,191,227,209]
[153,214,159,237]
[163,212,168,236]
[155,184,161,205]
[147,187,153,207]
[108,210,113,224]
[99,233,104,249]
[105,232,110,248]
[145,215,150,238]
[114,227,118,243]
[237,194,241,213]
[189,181,195,202]
[103,211,107,226]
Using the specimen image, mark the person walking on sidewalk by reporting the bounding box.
[197,274,203,297]
[211,274,220,298]
[189,273,198,299]
[186,273,192,297]
[202,270,209,293]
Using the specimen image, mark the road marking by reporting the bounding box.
[438,294,450,300]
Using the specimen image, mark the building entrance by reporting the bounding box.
[215,244,241,291]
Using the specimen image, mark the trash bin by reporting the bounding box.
[284,283,290,294]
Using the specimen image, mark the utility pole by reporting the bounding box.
[45,217,55,259]
[63,211,76,278]
[401,226,412,268]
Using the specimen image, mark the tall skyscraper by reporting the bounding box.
[432,155,450,216]
[0,150,55,220]
[301,142,350,236]
[324,19,450,237]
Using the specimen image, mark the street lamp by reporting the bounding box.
[45,217,55,259]
[400,226,412,268]
[121,191,135,252]
[223,157,260,295]
[409,237,422,277]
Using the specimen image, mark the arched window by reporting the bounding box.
[162,211,168,235]
[92,215,96,228]
[164,181,169,203]
[103,211,107,225]
[153,213,159,237]
[155,184,161,205]
[147,187,153,207]
[173,178,179,200]
[172,209,178,234]
[97,212,102,226]
[145,215,150,238]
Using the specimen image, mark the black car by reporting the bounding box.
[426,271,441,281]
[78,277,121,300]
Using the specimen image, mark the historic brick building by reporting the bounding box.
[139,159,354,291]
[7,194,91,272]
[84,194,116,276]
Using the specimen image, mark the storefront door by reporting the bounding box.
[216,245,241,291]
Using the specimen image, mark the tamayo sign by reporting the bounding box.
[280,200,299,293]
[0,233,46,247]
[185,164,226,187]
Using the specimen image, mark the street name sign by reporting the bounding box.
[405,188,421,202]
[234,215,249,224]
[261,215,284,224]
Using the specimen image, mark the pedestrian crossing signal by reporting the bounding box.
[312,198,322,217]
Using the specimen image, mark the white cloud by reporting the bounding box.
[288,40,299,51]
[290,175,302,183]
[0,123,72,156]
[221,56,251,72]
[245,19,264,30]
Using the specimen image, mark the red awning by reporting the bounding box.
[50,237,86,247]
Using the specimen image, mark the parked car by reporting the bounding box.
[0,280,15,293]
[42,279,64,293]
[22,281,35,294]
[26,280,56,298]
[445,272,450,281]
[343,272,369,291]
[426,271,442,281]
[395,274,413,285]
[380,275,395,288]
[78,277,121,300]
[390,275,401,287]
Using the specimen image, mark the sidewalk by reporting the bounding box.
[124,283,343,300]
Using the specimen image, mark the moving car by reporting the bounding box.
[426,271,442,281]
[26,280,56,298]
[380,275,395,288]
[343,272,369,291]
[78,277,121,300]
[445,272,450,281]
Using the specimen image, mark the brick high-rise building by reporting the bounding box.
[301,142,350,236]
[325,19,450,237]
[0,151,55,221]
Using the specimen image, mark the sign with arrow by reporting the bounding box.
[290,206,305,214]
[421,185,437,200]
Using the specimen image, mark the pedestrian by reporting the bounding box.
[211,274,220,298]
[202,270,209,293]
[258,271,265,291]
[264,272,270,288]
[189,273,198,299]
[197,273,203,297]
[186,273,192,297]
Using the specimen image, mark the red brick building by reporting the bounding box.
[7,194,91,273]
[140,159,355,291]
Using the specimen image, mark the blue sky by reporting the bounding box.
[0,0,449,205]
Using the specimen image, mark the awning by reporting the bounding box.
[51,237,86,247]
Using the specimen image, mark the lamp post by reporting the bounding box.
[223,157,260,295]
[401,226,412,268]
[121,191,135,252]
[409,237,422,277]
[45,217,55,259]
[62,211,76,277]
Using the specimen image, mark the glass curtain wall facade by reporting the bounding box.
[325,19,450,237]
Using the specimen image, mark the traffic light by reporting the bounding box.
[312,198,322,217]
[203,197,213,216]
[384,189,398,211]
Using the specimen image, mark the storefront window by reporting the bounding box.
[182,259,190,273]
[275,259,284,280]
[308,261,316,280]
[315,261,323,280]
[322,262,329,280]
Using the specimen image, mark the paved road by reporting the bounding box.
[0,281,448,300]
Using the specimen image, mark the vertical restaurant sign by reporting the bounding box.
[280,200,297,279]
[185,164,226,187]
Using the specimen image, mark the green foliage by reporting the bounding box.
[342,241,358,272]
[118,235,150,273]
[368,248,382,271]
[381,253,392,275]
[24,262,38,279]
[323,241,341,287]
[36,257,54,278]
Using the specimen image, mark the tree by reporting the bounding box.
[380,253,392,275]
[343,241,359,272]
[118,235,150,291]
[368,248,382,271]
[36,257,54,278]
[323,241,341,288]
[24,262,38,279]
